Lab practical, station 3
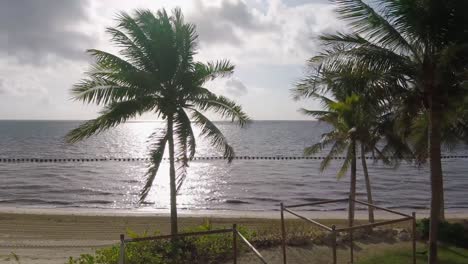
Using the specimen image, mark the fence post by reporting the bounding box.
[331,225,337,264]
[280,202,287,264]
[349,229,354,264]
[348,195,354,264]
[233,224,237,264]
[412,212,416,264]
[119,234,125,264]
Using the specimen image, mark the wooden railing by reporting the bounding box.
[280,198,417,264]
[118,224,268,264]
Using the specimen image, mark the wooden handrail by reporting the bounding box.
[124,229,233,243]
[236,230,268,264]
[335,216,413,233]
[285,198,348,208]
[283,208,332,231]
[352,199,412,218]
[121,227,268,263]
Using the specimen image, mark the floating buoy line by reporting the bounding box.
[0,155,467,163]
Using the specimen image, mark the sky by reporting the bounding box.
[0,0,344,120]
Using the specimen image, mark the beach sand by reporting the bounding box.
[1,208,466,264]
[0,209,298,264]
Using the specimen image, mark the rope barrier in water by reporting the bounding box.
[0,155,467,163]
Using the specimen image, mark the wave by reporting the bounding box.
[248,197,282,203]
[224,199,251,204]
[0,198,73,206]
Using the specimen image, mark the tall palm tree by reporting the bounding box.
[308,0,468,261]
[296,93,364,227]
[294,65,411,224]
[66,8,249,235]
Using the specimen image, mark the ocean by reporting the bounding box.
[0,120,467,213]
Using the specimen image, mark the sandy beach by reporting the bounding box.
[0,207,466,263]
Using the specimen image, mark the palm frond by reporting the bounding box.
[173,109,196,192]
[87,63,159,94]
[71,78,136,105]
[172,7,198,79]
[140,128,168,202]
[331,0,416,55]
[190,109,235,162]
[320,140,349,173]
[105,27,154,72]
[336,142,354,179]
[138,9,180,83]
[299,109,335,119]
[112,11,157,72]
[304,132,339,156]
[193,93,250,127]
[314,44,414,76]
[319,32,369,47]
[195,60,235,82]
[66,98,156,143]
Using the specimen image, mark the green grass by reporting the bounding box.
[358,244,468,264]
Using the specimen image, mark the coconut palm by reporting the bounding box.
[66,8,249,235]
[308,0,468,261]
[296,92,364,228]
[294,65,412,224]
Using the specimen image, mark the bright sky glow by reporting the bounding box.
[0,0,343,120]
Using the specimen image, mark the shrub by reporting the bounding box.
[417,218,468,248]
[68,220,254,264]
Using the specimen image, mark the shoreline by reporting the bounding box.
[0,208,466,263]
[1,206,468,219]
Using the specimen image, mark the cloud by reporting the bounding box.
[224,78,248,96]
[189,0,271,46]
[0,74,47,97]
[0,0,94,65]
[0,0,343,120]
[0,78,5,94]
[192,0,343,65]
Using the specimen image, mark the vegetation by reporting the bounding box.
[297,0,468,262]
[358,244,468,264]
[68,222,254,264]
[417,219,468,248]
[65,8,249,235]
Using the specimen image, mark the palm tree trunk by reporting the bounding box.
[439,191,445,221]
[347,138,357,263]
[428,104,444,264]
[348,139,357,227]
[361,144,374,223]
[167,114,178,235]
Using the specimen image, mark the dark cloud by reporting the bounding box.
[224,78,248,97]
[0,0,94,64]
[190,0,270,46]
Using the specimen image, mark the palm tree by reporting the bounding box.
[294,65,411,224]
[307,0,468,261]
[295,92,364,227]
[66,8,249,235]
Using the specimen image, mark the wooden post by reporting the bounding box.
[119,234,125,264]
[412,212,417,264]
[349,229,354,264]
[280,203,287,264]
[233,224,237,264]
[331,225,337,264]
[349,195,354,264]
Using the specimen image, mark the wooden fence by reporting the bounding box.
[280,198,417,264]
[118,224,268,264]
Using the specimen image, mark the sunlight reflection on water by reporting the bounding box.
[0,120,468,212]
